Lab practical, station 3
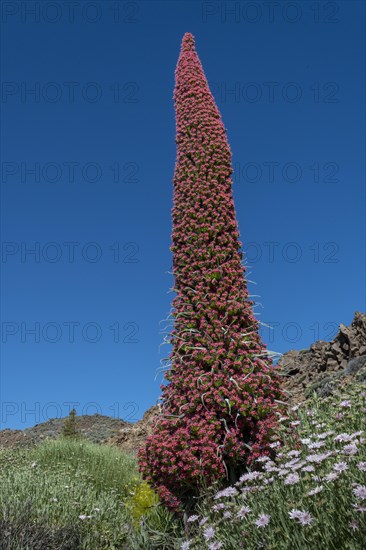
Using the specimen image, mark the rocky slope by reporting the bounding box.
[0,414,129,449]
[278,310,366,403]
[1,312,365,454]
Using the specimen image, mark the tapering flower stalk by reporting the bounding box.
[138,33,289,512]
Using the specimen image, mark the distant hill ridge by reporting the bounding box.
[0,414,129,449]
[1,311,365,453]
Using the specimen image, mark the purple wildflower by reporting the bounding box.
[214,487,238,499]
[287,450,301,458]
[357,462,366,472]
[302,465,315,472]
[352,503,366,512]
[317,431,334,439]
[353,485,366,500]
[284,473,300,485]
[239,471,262,483]
[187,515,199,523]
[209,543,223,550]
[324,472,339,482]
[307,485,323,496]
[289,509,313,525]
[277,469,290,478]
[343,443,358,455]
[203,526,215,541]
[334,433,353,443]
[256,455,271,463]
[308,441,326,450]
[298,512,314,525]
[255,514,270,528]
[306,452,332,463]
[333,462,348,472]
[288,509,303,520]
[212,503,226,512]
[237,505,251,519]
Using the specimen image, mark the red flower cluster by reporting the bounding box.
[138,33,288,512]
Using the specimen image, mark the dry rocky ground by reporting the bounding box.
[1,311,365,455]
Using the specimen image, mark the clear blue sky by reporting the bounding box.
[1,1,365,429]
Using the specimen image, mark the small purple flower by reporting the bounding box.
[256,455,271,463]
[352,503,366,512]
[239,471,262,483]
[288,509,303,520]
[181,542,190,550]
[291,461,306,471]
[209,543,223,550]
[298,512,314,525]
[187,515,199,523]
[308,441,326,450]
[353,485,366,500]
[255,514,270,528]
[212,503,226,512]
[306,452,332,463]
[324,472,339,482]
[357,462,366,472]
[350,521,359,531]
[289,509,313,525]
[237,505,251,519]
[301,438,312,445]
[317,430,334,440]
[343,443,358,455]
[287,450,301,458]
[284,473,300,485]
[223,511,232,519]
[264,461,278,472]
[199,517,209,526]
[302,465,315,472]
[311,474,323,483]
[333,462,348,472]
[307,485,323,496]
[203,526,215,541]
[340,400,351,408]
[284,458,300,468]
[334,432,352,443]
[214,487,238,499]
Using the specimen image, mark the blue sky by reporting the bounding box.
[1,1,365,429]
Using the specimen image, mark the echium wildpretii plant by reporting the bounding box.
[138,33,290,512]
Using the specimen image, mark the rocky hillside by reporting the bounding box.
[0,414,129,449]
[278,310,366,403]
[1,312,365,454]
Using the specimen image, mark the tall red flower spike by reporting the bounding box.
[138,33,289,512]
